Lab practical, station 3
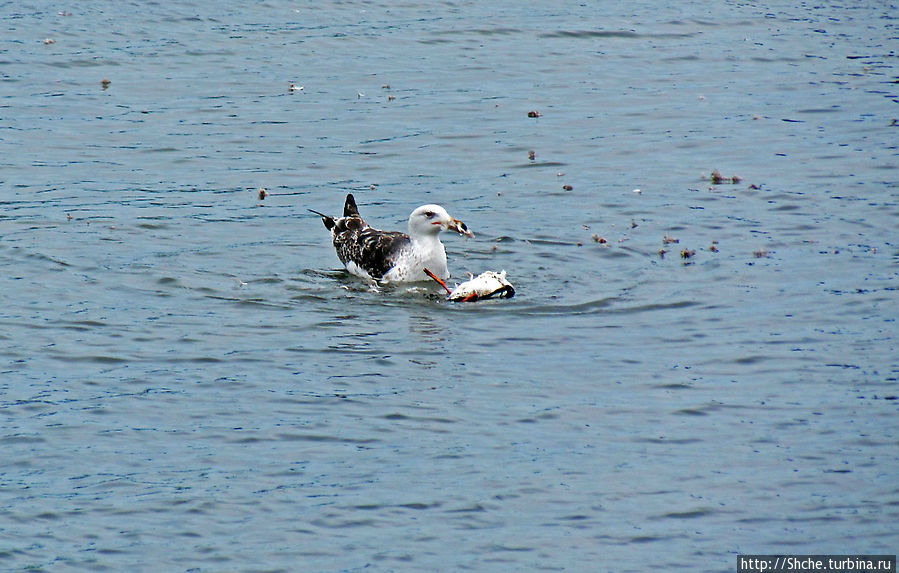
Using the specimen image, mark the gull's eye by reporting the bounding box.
[423,211,435,219]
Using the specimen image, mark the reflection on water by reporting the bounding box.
[2,0,897,571]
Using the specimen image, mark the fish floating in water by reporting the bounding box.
[424,268,515,302]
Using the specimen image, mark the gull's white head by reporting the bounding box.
[408,204,474,239]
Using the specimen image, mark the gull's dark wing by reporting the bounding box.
[333,216,410,280]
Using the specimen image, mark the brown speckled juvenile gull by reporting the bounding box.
[310,194,473,283]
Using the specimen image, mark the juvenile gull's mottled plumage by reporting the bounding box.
[310,194,473,283]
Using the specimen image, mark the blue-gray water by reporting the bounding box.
[2,1,897,571]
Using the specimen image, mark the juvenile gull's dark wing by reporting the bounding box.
[343,193,360,217]
[332,216,410,280]
[307,209,336,231]
[309,193,360,232]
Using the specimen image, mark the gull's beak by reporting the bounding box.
[447,217,474,238]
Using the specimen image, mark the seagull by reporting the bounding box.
[309,194,474,283]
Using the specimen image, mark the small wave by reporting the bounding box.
[541,30,695,39]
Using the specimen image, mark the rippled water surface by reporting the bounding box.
[2,1,897,571]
